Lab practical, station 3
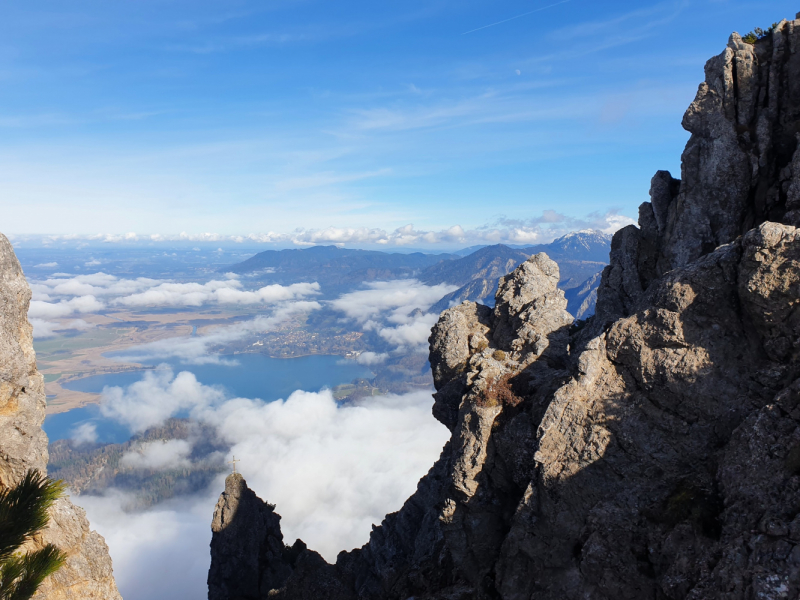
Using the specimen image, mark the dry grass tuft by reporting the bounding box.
[476,372,524,408]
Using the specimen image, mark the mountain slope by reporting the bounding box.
[423,234,610,316]
[224,246,456,293]
[420,244,530,287]
[523,229,612,262]
[429,277,499,314]
[563,271,601,319]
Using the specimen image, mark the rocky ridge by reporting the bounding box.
[0,234,122,600]
[208,17,800,599]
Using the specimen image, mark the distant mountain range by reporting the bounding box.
[224,245,456,294]
[451,230,611,263]
[528,229,613,263]
[424,231,611,316]
[225,230,612,317]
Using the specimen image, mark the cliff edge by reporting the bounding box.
[209,16,800,600]
[0,234,122,600]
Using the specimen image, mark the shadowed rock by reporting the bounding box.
[208,473,301,600]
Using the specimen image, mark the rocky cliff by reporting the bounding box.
[0,234,122,599]
[208,17,800,599]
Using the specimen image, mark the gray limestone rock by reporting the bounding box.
[491,253,573,364]
[597,21,800,326]
[428,301,492,431]
[0,234,122,600]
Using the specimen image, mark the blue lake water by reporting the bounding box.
[44,354,373,444]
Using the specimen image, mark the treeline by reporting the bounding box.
[48,418,229,510]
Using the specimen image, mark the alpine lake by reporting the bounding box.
[43,354,374,444]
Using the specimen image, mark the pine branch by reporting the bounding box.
[2,546,67,600]
[0,471,67,600]
[0,472,65,563]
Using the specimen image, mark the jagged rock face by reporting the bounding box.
[209,473,308,600]
[0,235,48,487]
[494,221,800,599]
[0,234,122,600]
[598,19,800,325]
[491,253,573,364]
[207,20,800,600]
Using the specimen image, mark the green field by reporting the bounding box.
[33,327,125,360]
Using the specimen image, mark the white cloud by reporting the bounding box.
[206,388,447,560]
[66,318,95,331]
[120,440,193,470]
[28,273,319,314]
[115,281,319,308]
[34,262,58,268]
[29,317,95,340]
[30,272,154,297]
[331,280,455,352]
[99,367,225,433]
[378,312,440,351]
[81,367,448,592]
[331,280,455,325]
[29,318,60,339]
[26,273,322,340]
[28,295,105,319]
[75,491,211,600]
[355,351,388,365]
[71,422,98,445]
[113,303,320,365]
[20,214,633,249]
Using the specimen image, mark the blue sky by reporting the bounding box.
[1,0,796,246]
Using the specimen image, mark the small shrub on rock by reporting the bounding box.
[743,22,781,44]
[476,373,524,409]
[492,350,506,361]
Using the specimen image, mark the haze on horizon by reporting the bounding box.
[2,0,796,246]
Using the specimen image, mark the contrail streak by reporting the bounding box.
[462,0,572,35]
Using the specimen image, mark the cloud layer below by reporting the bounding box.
[27,271,321,340]
[74,368,448,600]
[16,211,634,249]
[331,279,456,352]
[111,303,321,365]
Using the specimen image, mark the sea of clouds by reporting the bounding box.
[14,210,634,248]
[72,368,448,600]
[27,269,458,363]
[331,280,457,355]
[33,267,458,599]
[27,271,322,340]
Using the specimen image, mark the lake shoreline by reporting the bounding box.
[45,351,362,415]
[44,354,375,444]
